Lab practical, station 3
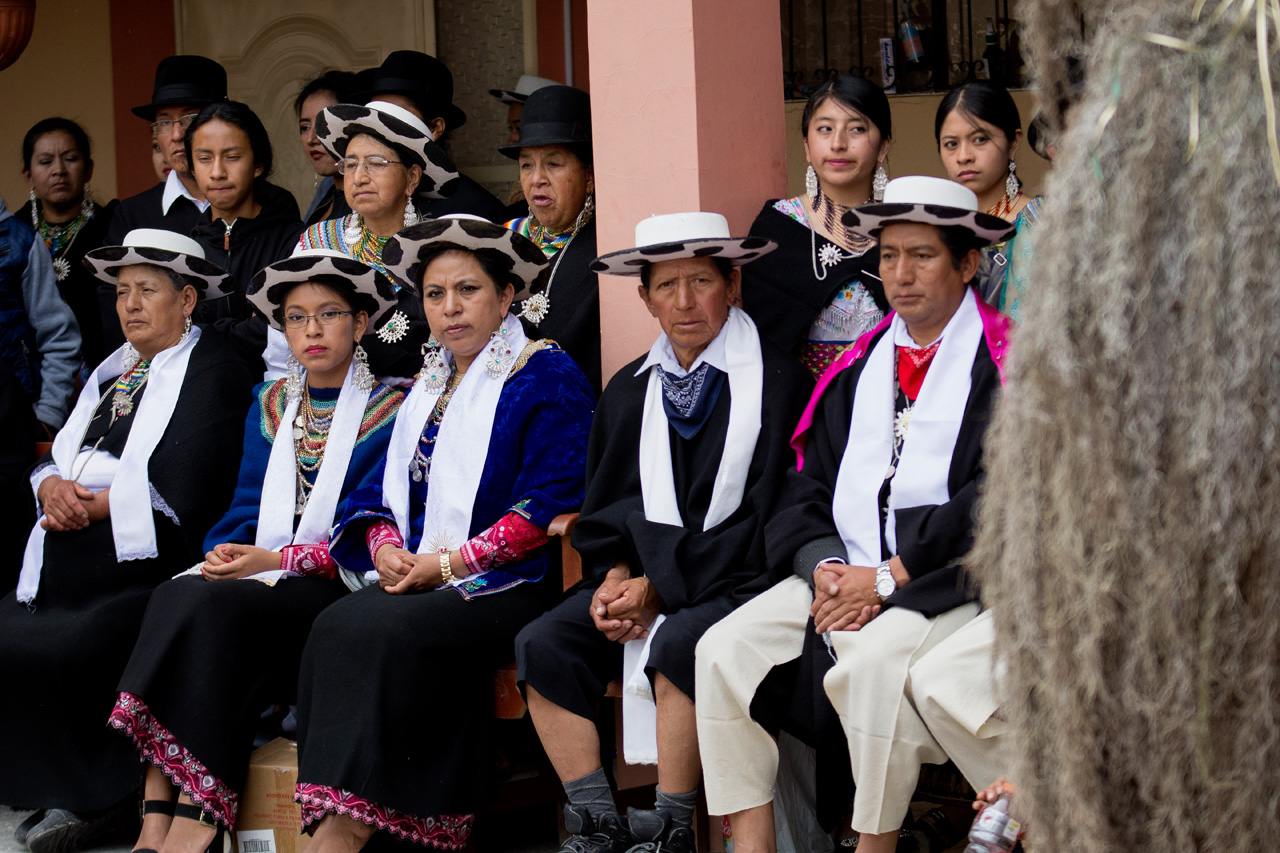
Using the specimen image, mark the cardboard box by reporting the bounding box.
[234,738,311,853]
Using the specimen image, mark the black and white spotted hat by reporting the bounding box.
[589,212,777,277]
[84,228,233,297]
[842,176,1017,246]
[246,248,400,331]
[312,100,460,200]
[381,215,550,303]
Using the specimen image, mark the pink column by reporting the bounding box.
[587,0,786,384]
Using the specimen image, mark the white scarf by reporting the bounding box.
[622,306,764,764]
[356,313,528,588]
[256,360,371,551]
[832,287,982,566]
[18,326,202,604]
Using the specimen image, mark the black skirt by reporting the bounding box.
[111,574,346,826]
[295,578,556,847]
[0,514,185,810]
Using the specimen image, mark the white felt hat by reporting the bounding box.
[843,176,1017,246]
[590,212,776,277]
[84,228,233,296]
[489,74,561,104]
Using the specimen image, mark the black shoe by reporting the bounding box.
[26,804,132,853]
[624,809,695,853]
[14,810,46,848]
[559,804,633,853]
[171,802,225,853]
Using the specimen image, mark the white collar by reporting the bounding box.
[891,299,969,350]
[635,318,732,379]
[162,169,211,214]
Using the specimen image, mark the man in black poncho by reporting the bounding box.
[515,212,812,853]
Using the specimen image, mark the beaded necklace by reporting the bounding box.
[409,366,465,484]
[986,188,1021,221]
[350,220,390,271]
[37,208,92,281]
[110,359,151,423]
[293,389,336,515]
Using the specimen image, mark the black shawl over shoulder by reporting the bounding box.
[740,201,886,355]
[523,220,601,396]
[571,341,813,610]
[765,328,1001,617]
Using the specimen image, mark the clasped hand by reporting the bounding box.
[37,475,109,531]
[811,563,882,634]
[590,566,662,643]
[203,543,283,580]
[376,545,461,595]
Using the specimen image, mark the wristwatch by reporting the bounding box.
[875,560,897,600]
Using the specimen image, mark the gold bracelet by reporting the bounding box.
[439,549,454,585]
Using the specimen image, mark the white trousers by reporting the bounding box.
[695,576,812,816]
[825,602,1005,835]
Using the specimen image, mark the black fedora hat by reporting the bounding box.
[362,50,466,131]
[500,85,592,159]
[131,55,228,121]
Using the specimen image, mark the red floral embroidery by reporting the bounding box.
[295,783,472,849]
[897,341,942,400]
[458,511,549,577]
[108,692,237,827]
[281,542,337,580]
[366,519,405,563]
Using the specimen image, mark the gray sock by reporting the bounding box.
[654,785,698,831]
[563,768,617,822]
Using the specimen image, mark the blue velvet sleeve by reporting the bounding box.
[202,381,273,552]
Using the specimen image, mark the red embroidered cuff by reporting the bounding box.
[459,512,550,576]
[281,542,338,580]
[366,519,404,564]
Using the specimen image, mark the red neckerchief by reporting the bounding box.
[896,341,941,401]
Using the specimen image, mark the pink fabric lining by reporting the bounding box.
[790,288,1013,470]
[295,783,472,850]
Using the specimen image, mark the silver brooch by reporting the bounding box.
[518,292,549,325]
[52,257,71,282]
[818,243,843,270]
[377,310,410,343]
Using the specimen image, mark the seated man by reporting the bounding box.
[516,212,812,853]
[695,177,1016,853]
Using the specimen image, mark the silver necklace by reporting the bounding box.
[518,230,577,325]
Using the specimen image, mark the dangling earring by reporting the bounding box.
[1005,160,1019,201]
[181,315,192,341]
[343,214,362,246]
[28,189,38,228]
[873,164,889,202]
[805,165,818,200]
[314,173,322,189]
[285,353,304,401]
[122,341,140,373]
[484,321,514,380]
[353,344,375,390]
[420,336,449,392]
[81,183,94,219]
[402,198,418,229]
[571,192,594,234]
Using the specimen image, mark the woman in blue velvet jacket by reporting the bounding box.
[293,215,593,852]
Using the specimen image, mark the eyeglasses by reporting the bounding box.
[337,156,403,176]
[151,114,200,136]
[282,309,354,329]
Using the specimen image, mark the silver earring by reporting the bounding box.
[805,165,818,200]
[314,173,321,189]
[285,353,304,401]
[420,337,449,392]
[122,341,140,373]
[81,183,94,219]
[1005,161,1019,200]
[484,322,513,380]
[181,315,192,340]
[402,198,418,229]
[353,344,375,390]
[873,164,889,202]
[343,214,362,246]
[28,189,37,228]
[571,192,594,233]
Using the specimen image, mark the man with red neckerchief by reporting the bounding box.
[695,176,1016,853]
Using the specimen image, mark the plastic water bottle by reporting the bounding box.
[898,1,925,64]
[964,791,1022,852]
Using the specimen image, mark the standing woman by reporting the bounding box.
[20,117,119,367]
[0,230,252,853]
[739,75,893,378]
[297,71,360,227]
[935,80,1039,313]
[293,217,594,853]
[500,85,602,394]
[186,101,304,368]
[109,250,404,850]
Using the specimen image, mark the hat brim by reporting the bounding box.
[313,103,460,200]
[382,218,549,303]
[353,87,468,131]
[589,237,778,277]
[499,127,592,159]
[489,88,528,105]
[842,203,1016,246]
[246,256,400,332]
[83,246,233,297]
[130,96,218,122]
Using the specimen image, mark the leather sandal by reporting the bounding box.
[132,797,178,853]
[172,802,224,853]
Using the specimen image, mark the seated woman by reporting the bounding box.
[293,215,594,852]
[108,249,406,851]
[0,229,253,853]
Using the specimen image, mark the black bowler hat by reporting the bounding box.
[499,85,591,159]
[131,55,228,121]
[362,50,466,131]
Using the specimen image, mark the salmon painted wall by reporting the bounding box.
[110,0,176,200]
[537,0,589,90]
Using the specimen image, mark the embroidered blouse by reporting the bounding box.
[295,214,390,276]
